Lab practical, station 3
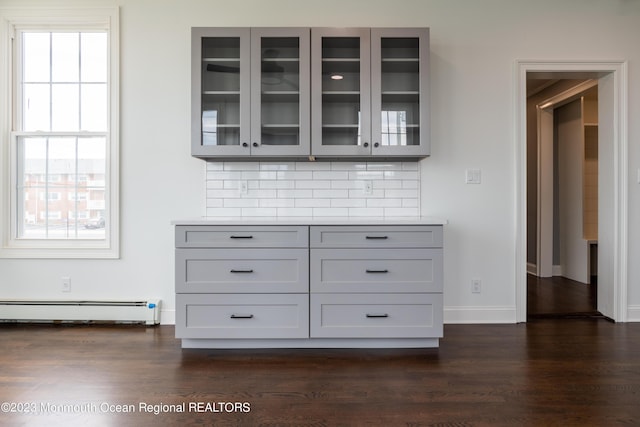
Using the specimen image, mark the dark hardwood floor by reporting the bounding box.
[1,320,639,426]
[527,274,599,319]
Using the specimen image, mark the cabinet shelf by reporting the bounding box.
[208,124,240,128]
[263,58,299,62]
[262,124,300,128]
[382,58,419,62]
[203,58,240,62]
[322,124,360,128]
[262,91,300,95]
[322,57,360,62]
[203,91,240,95]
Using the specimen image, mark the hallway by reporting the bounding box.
[527,274,599,319]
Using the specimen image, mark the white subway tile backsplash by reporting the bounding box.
[277,189,313,198]
[205,161,420,218]
[277,171,313,180]
[313,170,349,180]
[366,198,402,208]
[312,207,349,217]
[296,198,331,208]
[330,162,367,171]
[207,171,242,181]
[223,162,259,171]
[349,170,384,180]
[277,207,313,216]
[242,208,278,217]
[259,180,295,189]
[384,170,419,180]
[349,207,384,217]
[224,198,259,208]
[331,199,366,208]
[385,207,420,217]
[242,171,277,180]
[295,180,331,189]
[385,189,419,199]
[313,189,349,199]
[260,198,295,208]
[366,162,403,171]
[260,162,295,171]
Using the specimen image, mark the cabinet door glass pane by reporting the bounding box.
[321,37,361,146]
[260,37,300,146]
[380,37,420,146]
[201,37,241,146]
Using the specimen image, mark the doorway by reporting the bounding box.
[515,61,628,323]
[526,77,600,319]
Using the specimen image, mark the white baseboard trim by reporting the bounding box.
[626,306,640,322]
[160,309,175,325]
[527,263,537,275]
[444,306,517,324]
[552,265,563,276]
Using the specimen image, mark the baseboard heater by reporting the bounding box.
[0,299,161,325]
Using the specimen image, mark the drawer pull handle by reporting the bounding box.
[366,313,389,318]
[230,314,254,319]
[230,269,254,273]
[230,235,253,239]
[366,269,389,273]
[366,236,388,240]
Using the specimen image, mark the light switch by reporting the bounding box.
[465,169,481,184]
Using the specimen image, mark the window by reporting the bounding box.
[0,8,119,258]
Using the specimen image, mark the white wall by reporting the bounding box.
[1,0,639,324]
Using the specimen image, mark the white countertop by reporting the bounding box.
[172,216,447,226]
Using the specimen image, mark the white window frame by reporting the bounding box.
[0,7,119,258]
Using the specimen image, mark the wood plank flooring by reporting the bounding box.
[527,274,599,319]
[1,320,639,426]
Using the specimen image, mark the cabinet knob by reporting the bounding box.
[242,142,248,147]
[363,142,369,147]
[252,142,259,147]
[374,142,380,148]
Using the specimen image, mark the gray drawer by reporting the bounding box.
[176,248,309,293]
[310,225,442,248]
[176,225,308,248]
[176,294,309,339]
[310,248,442,293]
[310,293,443,338]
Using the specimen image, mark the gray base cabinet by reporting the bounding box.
[175,223,443,348]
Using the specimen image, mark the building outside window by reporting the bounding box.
[0,8,119,258]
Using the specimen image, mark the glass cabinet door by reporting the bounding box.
[250,28,310,156]
[311,28,370,157]
[191,28,250,157]
[371,28,430,157]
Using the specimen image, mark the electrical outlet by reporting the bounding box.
[363,181,373,195]
[61,276,71,293]
[471,279,481,294]
[238,180,248,195]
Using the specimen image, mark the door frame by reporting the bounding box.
[515,60,628,322]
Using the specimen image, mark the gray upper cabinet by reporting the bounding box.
[311,28,372,157]
[371,28,430,157]
[191,27,310,158]
[311,27,429,158]
[192,27,429,160]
